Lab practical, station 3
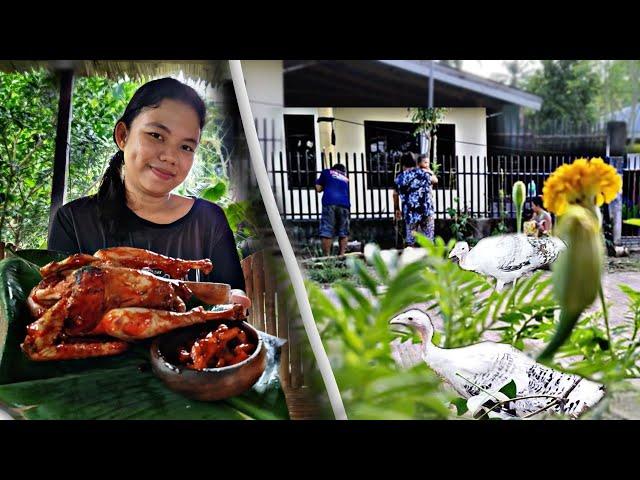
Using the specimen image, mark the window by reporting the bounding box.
[434,124,456,189]
[363,121,456,189]
[284,114,317,188]
[364,121,419,188]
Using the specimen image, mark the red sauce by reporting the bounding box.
[177,324,256,370]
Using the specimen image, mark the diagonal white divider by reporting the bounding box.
[229,60,347,420]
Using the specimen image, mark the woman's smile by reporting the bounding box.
[149,164,176,181]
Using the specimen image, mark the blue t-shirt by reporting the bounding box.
[316,168,350,208]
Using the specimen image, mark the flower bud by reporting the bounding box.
[512,181,526,208]
[512,181,526,234]
[552,205,603,316]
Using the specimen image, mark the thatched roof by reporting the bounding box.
[0,60,229,85]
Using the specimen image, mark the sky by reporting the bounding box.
[458,60,541,81]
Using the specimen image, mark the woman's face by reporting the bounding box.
[116,99,201,197]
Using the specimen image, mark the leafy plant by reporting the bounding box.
[409,107,448,162]
[446,197,473,242]
[305,257,353,285]
[492,171,509,235]
[306,241,455,419]
[307,232,640,419]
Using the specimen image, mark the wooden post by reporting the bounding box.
[48,69,74,236]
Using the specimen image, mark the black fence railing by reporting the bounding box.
[264,152,608,221]
[623,153,640,236]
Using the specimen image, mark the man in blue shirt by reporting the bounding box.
[315,163,350,256]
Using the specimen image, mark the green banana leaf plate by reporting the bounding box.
[0,252,289,420]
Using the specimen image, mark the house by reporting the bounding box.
[239,60,543,241]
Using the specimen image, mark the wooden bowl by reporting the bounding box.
[150,321,266,401]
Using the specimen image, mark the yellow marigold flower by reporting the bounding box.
[542,157,622,216]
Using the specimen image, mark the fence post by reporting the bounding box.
[607,121,627,245]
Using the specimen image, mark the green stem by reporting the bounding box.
[598,284,616,361]
[537,309,581,362]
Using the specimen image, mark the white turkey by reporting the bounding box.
[448,234,566,291]
[364,243,430,271]
[389,309,605,419]
[364,243,399,269]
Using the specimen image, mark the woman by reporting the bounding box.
[531,195,553,236]
[393,152,435,246]
[48,77,249,307]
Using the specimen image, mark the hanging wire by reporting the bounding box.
[243,99,606,156]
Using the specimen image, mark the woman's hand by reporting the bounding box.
[230,289,251,314]
[395,209,402,221]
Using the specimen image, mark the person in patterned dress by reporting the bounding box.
[393,152,435,246]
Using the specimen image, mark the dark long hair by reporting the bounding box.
[96,77,207,237]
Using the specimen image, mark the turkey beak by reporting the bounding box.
[389,317,412,335]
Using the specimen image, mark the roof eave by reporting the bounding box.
[378,60,543,111]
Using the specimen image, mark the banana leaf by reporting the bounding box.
[0,254,289,420]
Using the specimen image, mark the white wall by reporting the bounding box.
[236,63,490,221]
[240,60,285,160]
[279,107,488,220]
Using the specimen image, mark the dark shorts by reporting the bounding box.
[319,204,350,238]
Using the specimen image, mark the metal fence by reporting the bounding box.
[623,153,640,236]
[265,151,599,221]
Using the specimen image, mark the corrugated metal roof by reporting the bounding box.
[379,60,543,110]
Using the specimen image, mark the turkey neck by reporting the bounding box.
[417,328,450,380]
[457,251,473,270]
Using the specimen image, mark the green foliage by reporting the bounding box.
[0,70,233,251]
[491,61,535,88]
[176,100,229,197]
[0,70,58,249]
[67,76,141,202]
[308,231,640,419]
[627,142,640,154]
[446,197,473,242]
[409,107,448,138]
[200,179,228,203]
[492,220,509,236]
[622,203,640,221]
[197,176,259,255]
[307,235,560,418]
[306,240,456,419]
[492,172,510,236]
[499,379,517,399]
[523,60,601,128]
[305,258,353,285]
[595,60,640,120]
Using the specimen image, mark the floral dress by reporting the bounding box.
[394,168,435,245]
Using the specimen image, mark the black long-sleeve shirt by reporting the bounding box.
[48,196,245,290]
